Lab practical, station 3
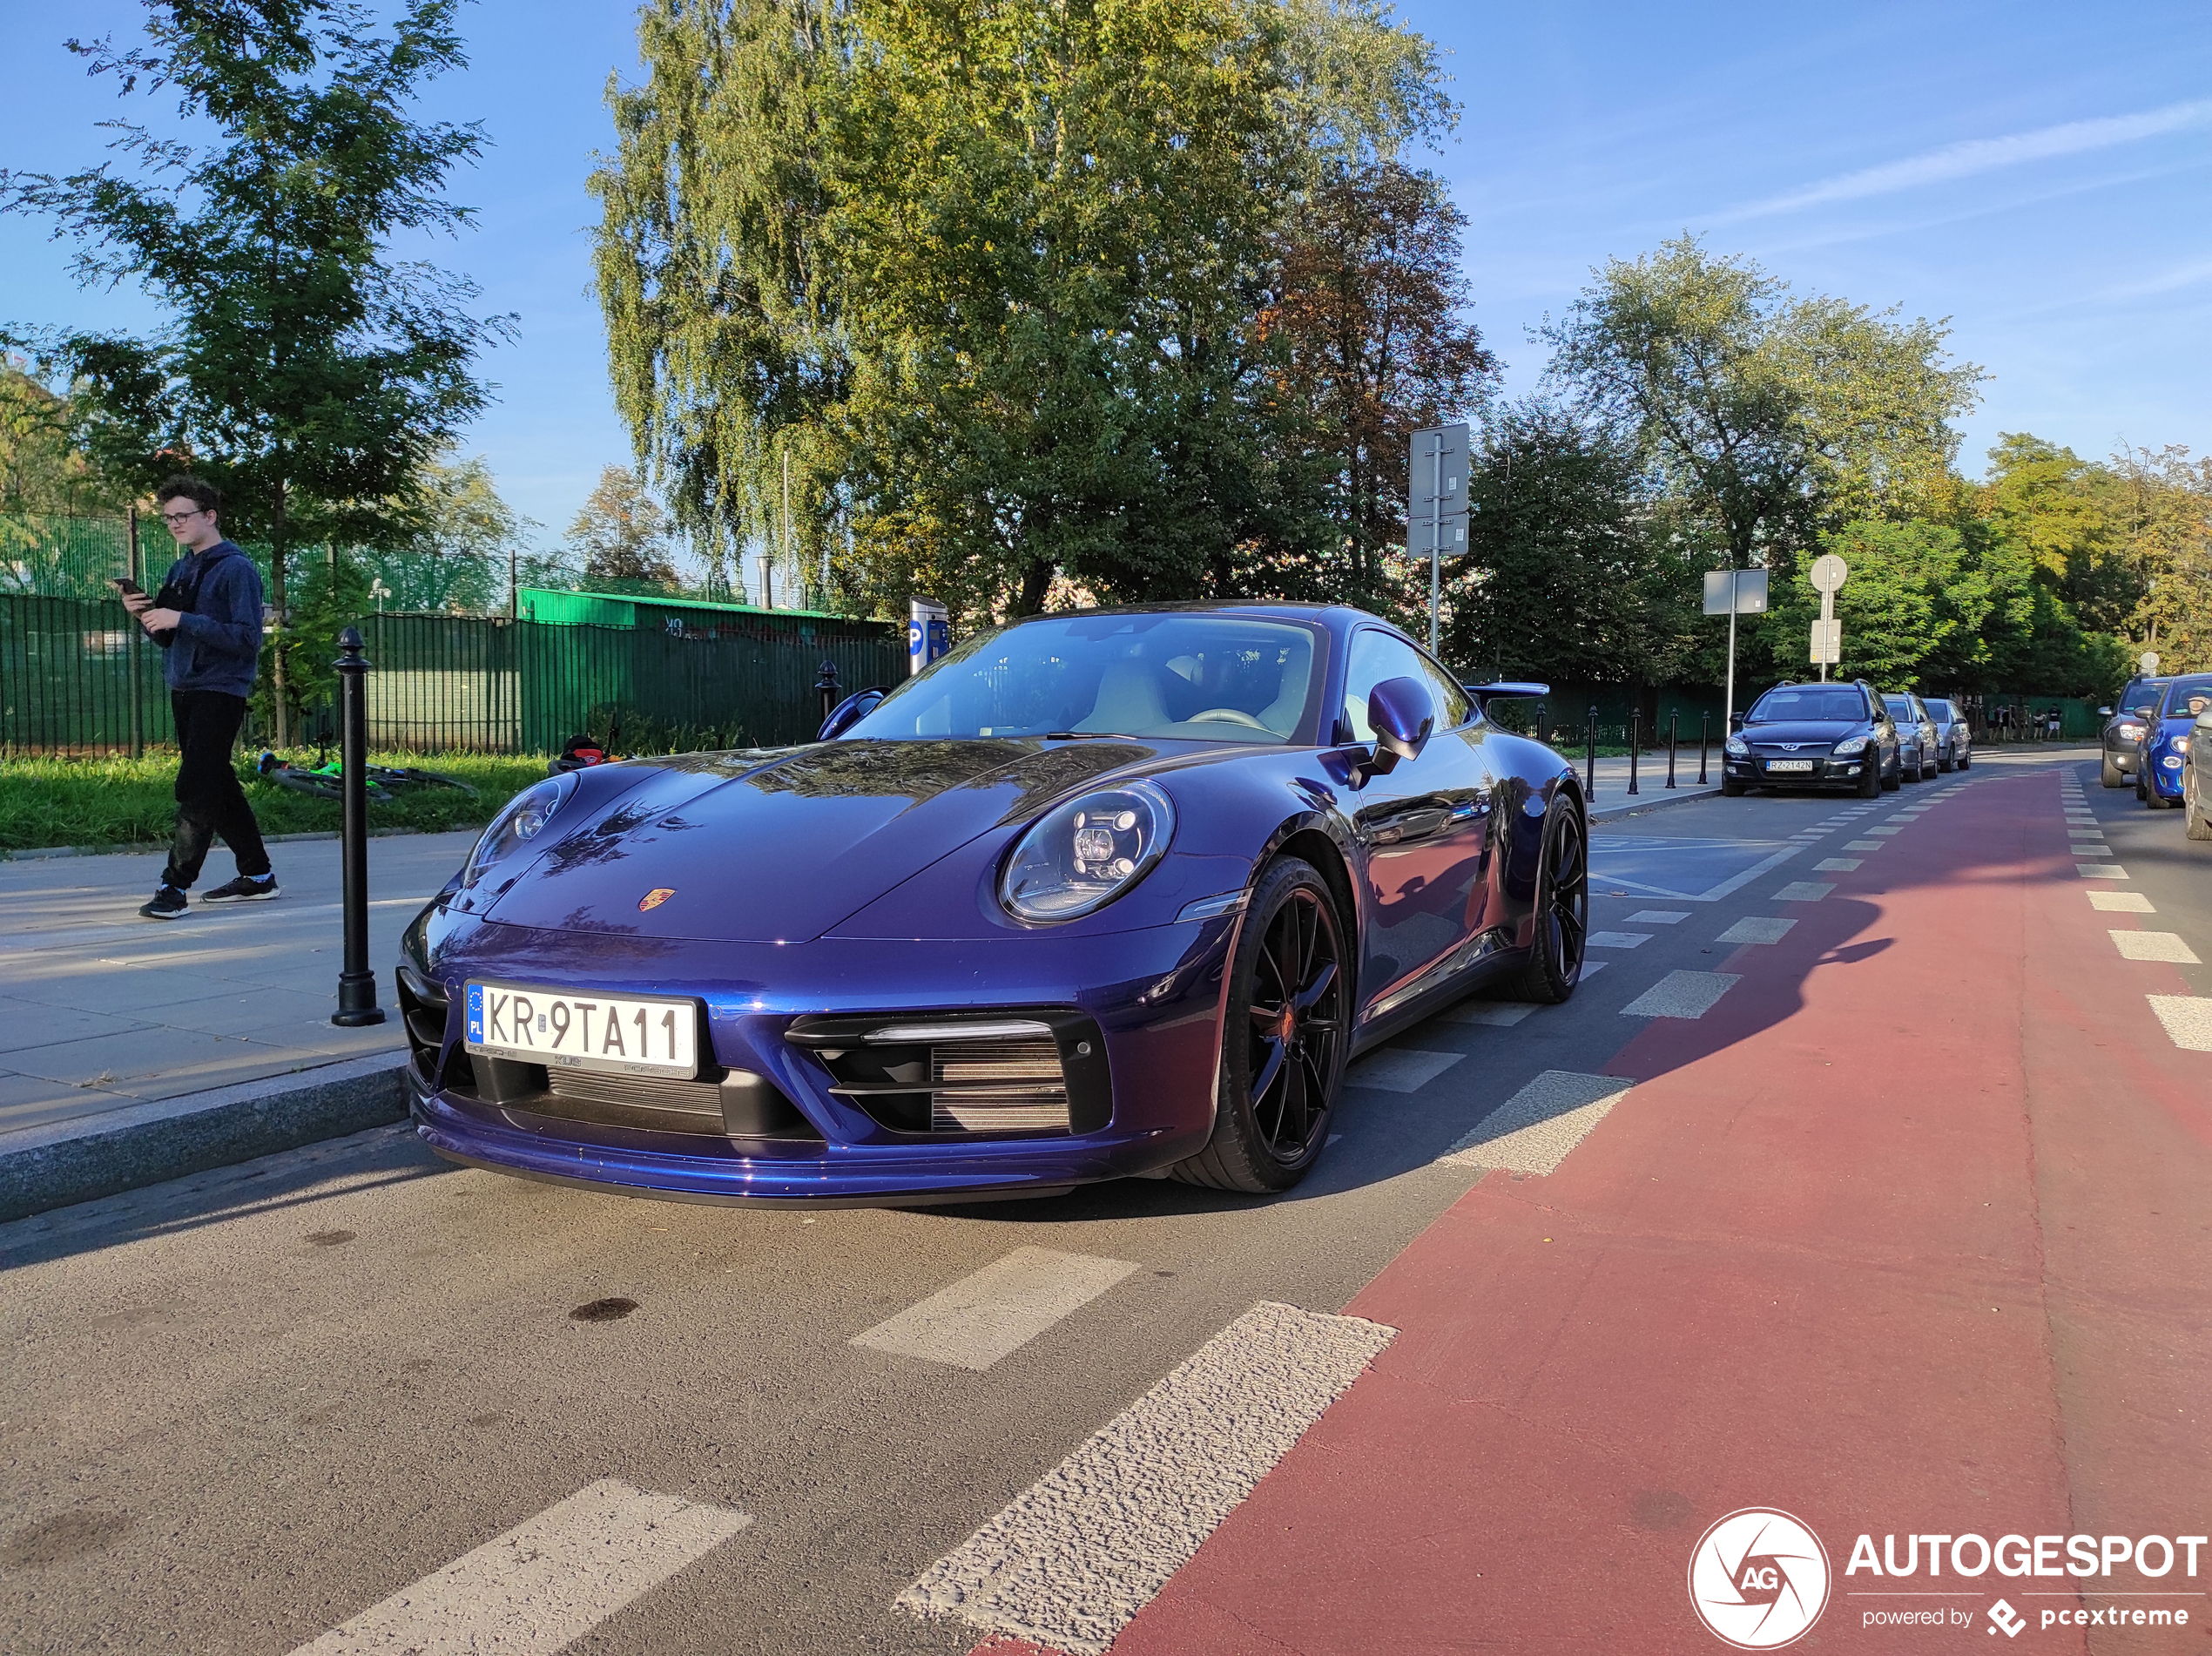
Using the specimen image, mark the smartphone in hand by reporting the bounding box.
[111,577,145,598]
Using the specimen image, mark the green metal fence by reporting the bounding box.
[2,595,903,757]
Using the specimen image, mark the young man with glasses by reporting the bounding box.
[123,477,280,918]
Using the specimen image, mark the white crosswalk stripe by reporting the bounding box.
[1622,970,1740,1019]
[1717,916,1797,945]
[898,1302,1394,1654]
[853,1247,1141,1371]
[2148,997,2212,1051]
[2110,931,2201,964]
[1440,1071,1635,1174]
[1347,1046,1464,1092]
[288,1480,752,1656]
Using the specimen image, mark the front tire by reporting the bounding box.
[1502,795,1589,1005]
[2187,769,2212,841]
[1881,752,1901,791]
[1722,776,1746,796]
[2101,757,2126,787]
[1172,857,1347,1194]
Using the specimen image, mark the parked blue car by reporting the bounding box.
[2140,673,2212,809]
[396,604,1590,1206]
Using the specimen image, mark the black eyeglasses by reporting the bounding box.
[160,507,206,524]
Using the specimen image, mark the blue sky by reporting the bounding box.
[5,0,2209,551]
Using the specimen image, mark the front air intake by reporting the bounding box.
[786,1010,1110,1139]
[928,1031,1069,1132]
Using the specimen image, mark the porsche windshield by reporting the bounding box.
[1748,686,1869,724]
[849,614,1319,744]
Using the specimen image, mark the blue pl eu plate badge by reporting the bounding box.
[466,983,485,1044]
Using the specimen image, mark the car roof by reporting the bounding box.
[1009,599,1359,622]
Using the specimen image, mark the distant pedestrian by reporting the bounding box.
[123,477,280,918]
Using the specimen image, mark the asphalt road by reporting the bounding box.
[2,751,2199,1656]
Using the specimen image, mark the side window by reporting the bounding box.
[1410,646,1473,729]
[1342,630,1453,743]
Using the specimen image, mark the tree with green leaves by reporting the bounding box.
[1441,402,1684,685]
[591,0,1451,626]
[568,465,679,588]
[1541,237,1983,578]
[1,0,510,740]
[1263,159,1496,614]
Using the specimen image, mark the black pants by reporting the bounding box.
[164,690,271,889]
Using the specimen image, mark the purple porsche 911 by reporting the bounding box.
[396,603,1589,1205]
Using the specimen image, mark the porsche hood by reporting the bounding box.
[482,738,1162,943]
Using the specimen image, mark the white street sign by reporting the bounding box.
[2140,651,2161,675]
[1809,553,1849,594]
[1811,618,1841,665]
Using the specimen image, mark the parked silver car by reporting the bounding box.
[1923,698,1973,772]
[2101,676,2168,787]
[1883,693,1941,783]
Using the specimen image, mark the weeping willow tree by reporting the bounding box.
[590,0,1450,624]
[590,0,847,601]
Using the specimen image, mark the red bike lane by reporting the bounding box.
[1088,771,2210,1654]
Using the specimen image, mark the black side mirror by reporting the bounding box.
[818,686,887,740]
[1365,677,1435,777]
[1729,712,1745,733]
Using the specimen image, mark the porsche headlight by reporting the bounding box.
[1724,736,1748,756]
[1000,781,1175,923]
[1831,734,1869,755]
[462,774,576,889]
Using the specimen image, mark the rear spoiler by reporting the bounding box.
[1460,680,1550,713]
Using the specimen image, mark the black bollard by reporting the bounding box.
[1698,712,1710,784]
[814,658,842,727]
[332,627,385,1028]
[1666,712,1678,788]
[1628,710,1641,795]
[1585,706,1598,799]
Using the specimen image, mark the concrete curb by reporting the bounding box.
[1590,784,1724,823]
[0,1052,409,1225]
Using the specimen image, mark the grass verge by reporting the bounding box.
[0,751,551,853]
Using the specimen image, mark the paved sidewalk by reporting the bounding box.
[0,830,474,1140]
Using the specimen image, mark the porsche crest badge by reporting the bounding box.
[639,888,676,912]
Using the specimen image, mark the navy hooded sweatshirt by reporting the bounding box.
[154,541,266,698]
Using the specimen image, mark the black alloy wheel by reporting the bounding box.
[1858,751,1881,796]
[1881,748,1901,791]
[1505,796,1588,1004]
[1174,857,1346,1194]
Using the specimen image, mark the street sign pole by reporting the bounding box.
[1408,424,1467,657]
[1725,581,1737,733]
[1429,438,1442,652]
[1703,567,1767,732]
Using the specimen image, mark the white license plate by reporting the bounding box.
[464,982,699,1075]
[1764,759,1816,772]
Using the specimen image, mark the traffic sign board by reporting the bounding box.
[1811,618,1841,666]
[1703,569,1769,615]
[1809,553,1849,594]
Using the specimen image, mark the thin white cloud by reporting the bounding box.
[1716,99,2212,221]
